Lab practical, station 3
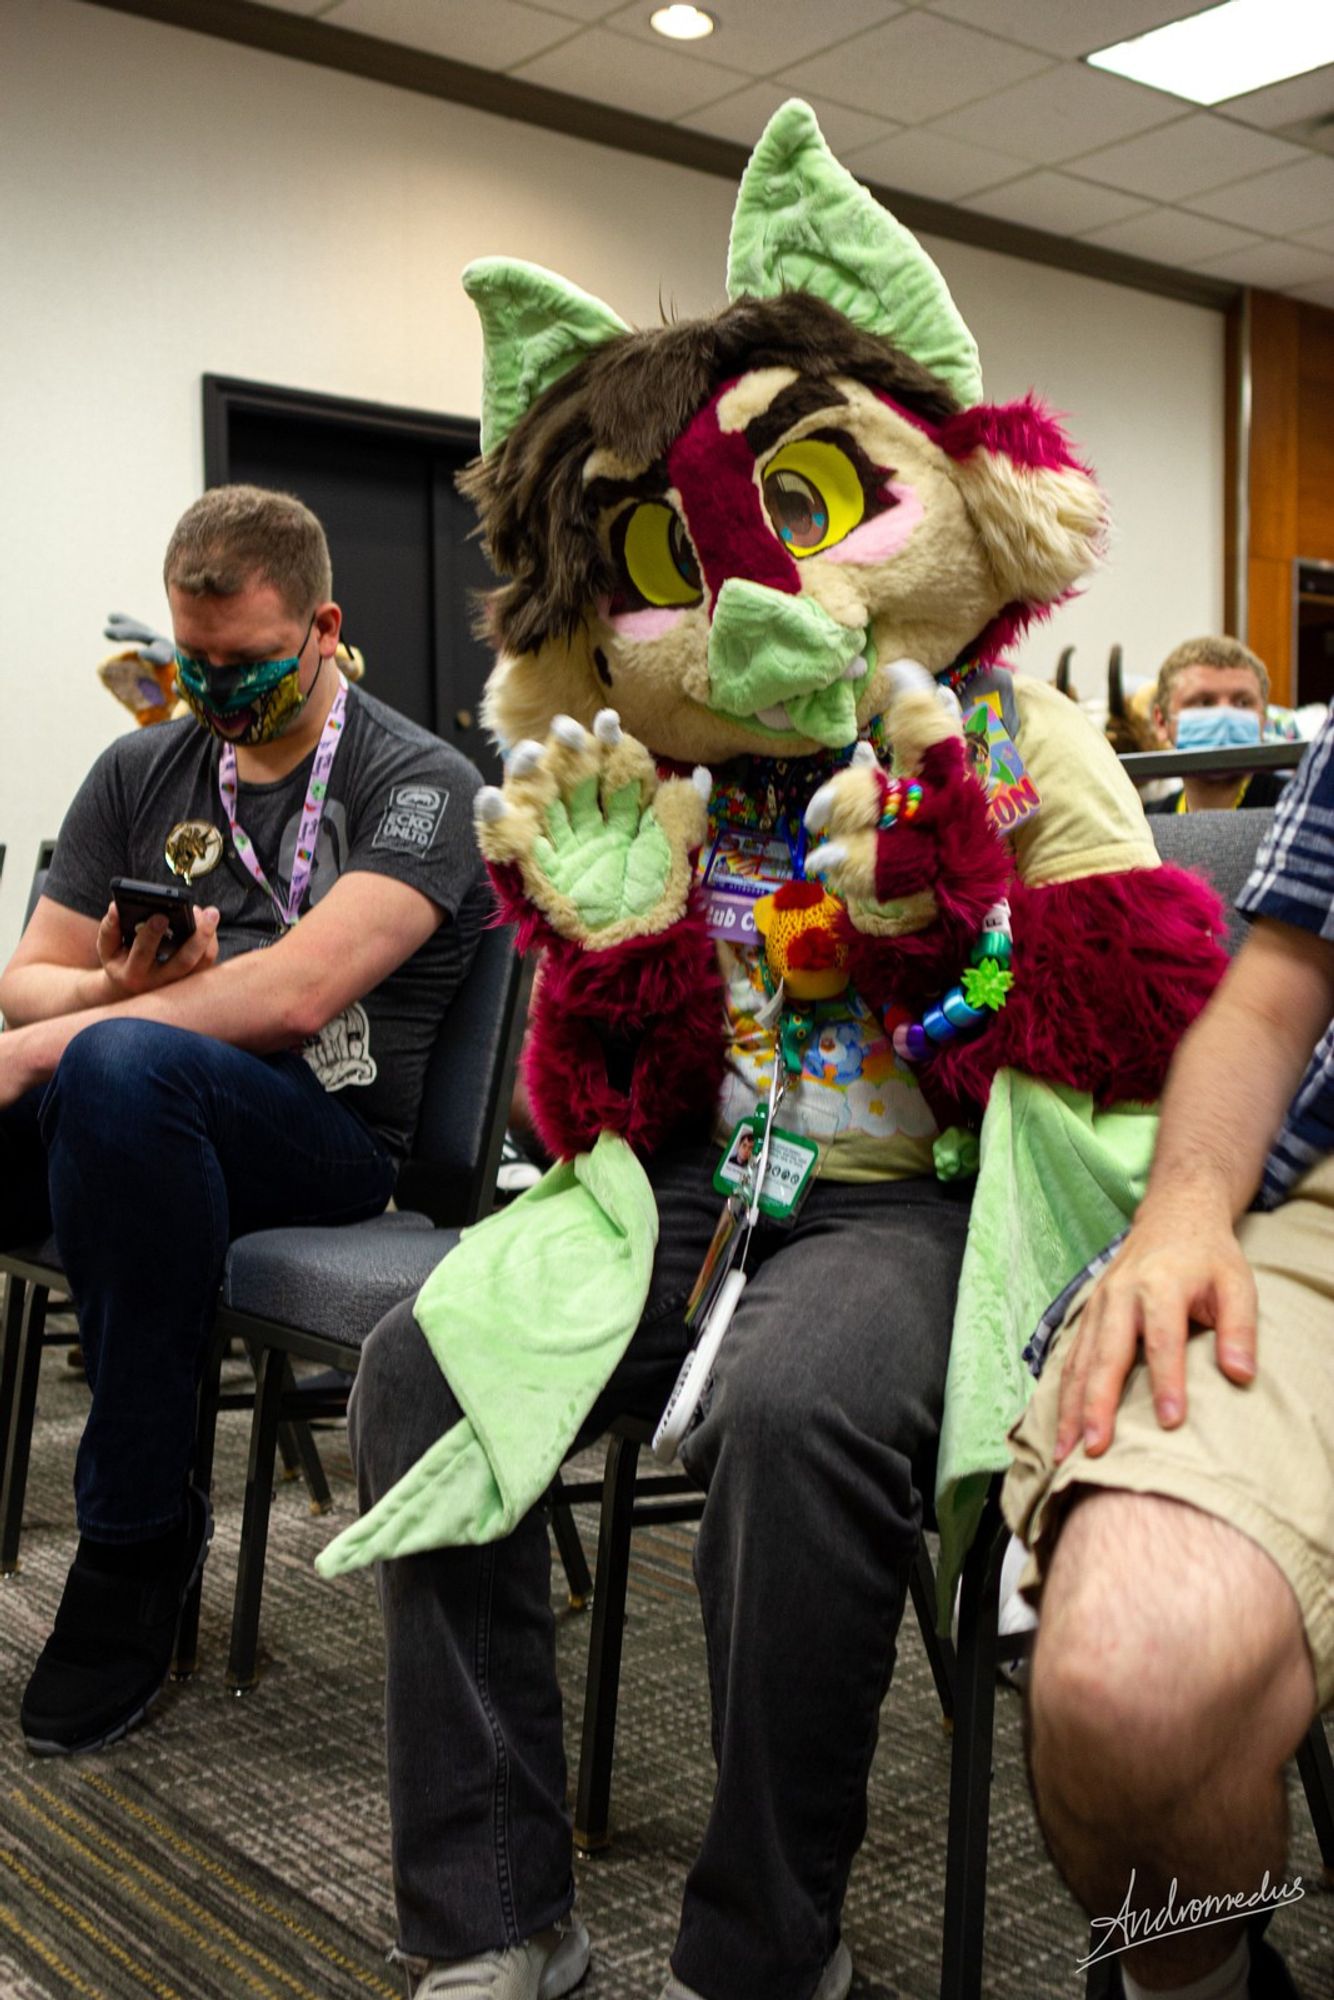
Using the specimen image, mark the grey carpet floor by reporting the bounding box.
[0,1344,1330,2000]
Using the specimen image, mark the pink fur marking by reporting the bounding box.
[938,397,1087,475]
[598,598,687,641]
[868,385,1086,476]
[667,379,800,610]
[824,483,922,566]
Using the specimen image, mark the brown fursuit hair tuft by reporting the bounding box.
[459,291,959,658]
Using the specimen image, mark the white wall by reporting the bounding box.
[0,0,1223,964]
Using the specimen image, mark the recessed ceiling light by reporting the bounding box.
[650,4,716,42]
[1088,0,1334,106]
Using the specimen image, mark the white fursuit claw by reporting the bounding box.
[551,714,590,750]
[804,780,840,834]
[883,658,935,700]
[805,841,846,877]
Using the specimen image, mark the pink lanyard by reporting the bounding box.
[217,675,348,929]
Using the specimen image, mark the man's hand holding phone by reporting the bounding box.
[100,880,220,1001]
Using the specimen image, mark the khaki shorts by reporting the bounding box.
[1003,1153,1334,1709]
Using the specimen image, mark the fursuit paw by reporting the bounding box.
[475,710,711,946]
[804,662,966,936]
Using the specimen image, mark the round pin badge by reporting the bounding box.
[165,820,224,885]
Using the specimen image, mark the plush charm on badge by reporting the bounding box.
[753,881,850,1002]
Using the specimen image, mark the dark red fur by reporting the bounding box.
[841,736,1011,1009]
[668,383,799,607]
[921,864,1228,1125]
[937,397,1087,475]
[517,888,727,1161]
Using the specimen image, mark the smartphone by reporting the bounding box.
[110,877,197,963]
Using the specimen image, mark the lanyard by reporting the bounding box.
[217,674,348,929]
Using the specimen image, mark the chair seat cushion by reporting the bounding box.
[221,1212,459,1348]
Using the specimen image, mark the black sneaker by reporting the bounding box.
[20,1488,213,1756]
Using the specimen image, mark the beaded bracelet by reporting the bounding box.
[878,778,923,830]
[891,899,1014,1066]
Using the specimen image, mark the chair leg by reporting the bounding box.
[573,1433,642,1855]
[1296,1713,1334,1887]
[226,1345,287,1692]
[908,1533,957,1727]
[175,1338,224,1679]
[279,1363,333,1513]
[939,1491,1008,2000]
[0,1284,49,1577]
[549,1472,592,1611]
[0,1277,28,1499]
[1084,1945,1120,1999]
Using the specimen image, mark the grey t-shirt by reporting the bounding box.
[44,685,488,1159]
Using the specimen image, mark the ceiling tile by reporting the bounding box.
[842,125,1028,201]
[775,12,1053,126]
[1184,154,1334,235]
[1066,113,1310,201]
[1223,63,1334,132]
[510,26,751,117]
[323,0,578,67]
[1295,219,1334,256]
[531,0,628,18]
[927,60,1179,165]
[601,0,902,76]
[962,170,1150,235]
[917,0,1206,62]
[678,85,896,157]
[1080,206,1264,265]
[1292,277,1334,310]
[1190,239,1334,289]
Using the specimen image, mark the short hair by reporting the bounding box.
[1154,635,1269,718]
[163,484,332,616]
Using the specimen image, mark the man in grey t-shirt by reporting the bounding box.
[0,485,486,1756]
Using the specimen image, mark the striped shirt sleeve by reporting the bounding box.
[1236,703,1334,940]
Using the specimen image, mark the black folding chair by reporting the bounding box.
[193,923,534,1688]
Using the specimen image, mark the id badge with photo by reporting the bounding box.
[713,1114,819,1223]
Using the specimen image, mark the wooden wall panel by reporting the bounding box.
[1248,291,1299,565]
[1297,302,1334,566]
[1248,556,1294,707]
[1243,290,1334,699]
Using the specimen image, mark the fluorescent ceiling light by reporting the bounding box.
[650,4,716,41]
[1088,0,1334,105]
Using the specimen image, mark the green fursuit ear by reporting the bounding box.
[462,258,630,454]
[726,100,983,411]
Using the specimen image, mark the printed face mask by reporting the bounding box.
[174,614,318,745]
[1175,705,1262,752]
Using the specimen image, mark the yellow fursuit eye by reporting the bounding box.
[619,502,702,608]
[762,438,865,557]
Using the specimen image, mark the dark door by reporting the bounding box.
[203,376,501,783]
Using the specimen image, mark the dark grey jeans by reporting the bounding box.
[349,1144,970,2000]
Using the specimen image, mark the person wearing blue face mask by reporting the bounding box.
[1147,636,1283,816]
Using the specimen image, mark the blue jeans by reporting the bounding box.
[350,1143,969,2000]
[0,1019,396,1541]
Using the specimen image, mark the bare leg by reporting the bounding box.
[1027,1491,1316,1990]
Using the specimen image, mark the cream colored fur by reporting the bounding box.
[953,456,1106,609]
